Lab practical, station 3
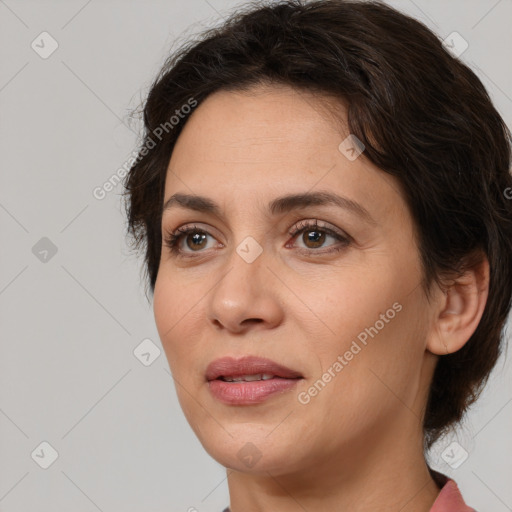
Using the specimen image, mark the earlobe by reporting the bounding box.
[426,255,490,356]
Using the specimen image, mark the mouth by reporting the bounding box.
[205,355,303,382]
[218,373,285,382]
[205,356,304,405]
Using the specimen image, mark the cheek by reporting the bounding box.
[153,276,208,425]
[292,261,405,345]
[153,274,197,371]
[312,288,428,429]
[296,258,427,397]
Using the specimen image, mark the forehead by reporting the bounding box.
[171,84,348,163]
[163,84,404,222]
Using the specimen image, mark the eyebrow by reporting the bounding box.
[162,191,377,225]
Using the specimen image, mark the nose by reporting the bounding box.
[207,241,285,334]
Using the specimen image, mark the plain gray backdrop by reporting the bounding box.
[1,1,511,511]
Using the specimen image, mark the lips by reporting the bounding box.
[205,355,303,381]
[206,355,304,405]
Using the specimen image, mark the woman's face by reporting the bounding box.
[153,83,439,476]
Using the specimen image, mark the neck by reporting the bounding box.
[225,418,441,512]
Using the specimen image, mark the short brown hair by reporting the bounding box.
[123,0,512,450]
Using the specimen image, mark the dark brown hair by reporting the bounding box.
[123,0,512,450]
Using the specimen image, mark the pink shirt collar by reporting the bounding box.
[429,469,477,512]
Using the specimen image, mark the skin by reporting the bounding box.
[153,83,489,512]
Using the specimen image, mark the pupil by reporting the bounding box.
[305,230,325,248]
[187,232,207,250]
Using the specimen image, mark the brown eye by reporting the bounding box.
[164,225,217,256]
[289,220,351,254]
[185,231,208,251]
[301,229,326,249]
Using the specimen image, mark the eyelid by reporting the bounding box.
[168,222,224,242]
[288,218,350,239]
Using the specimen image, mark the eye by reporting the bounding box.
[287,219,351,254]
[163,224,219,257]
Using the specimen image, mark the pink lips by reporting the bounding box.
[206,355,303,405]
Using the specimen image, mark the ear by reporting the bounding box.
[427,254,490,355]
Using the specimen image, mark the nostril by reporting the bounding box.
[242,318,263,325]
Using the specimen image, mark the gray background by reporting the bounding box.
[0,0,511,511]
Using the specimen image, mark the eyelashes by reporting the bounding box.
[163,220,352,259]
[164,225,209,255]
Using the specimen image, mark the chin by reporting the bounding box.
[198,426,306,475]
[210,447,294,475]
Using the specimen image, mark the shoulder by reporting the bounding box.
[429,469,477,512]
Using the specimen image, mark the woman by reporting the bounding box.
[123,1,512,510]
